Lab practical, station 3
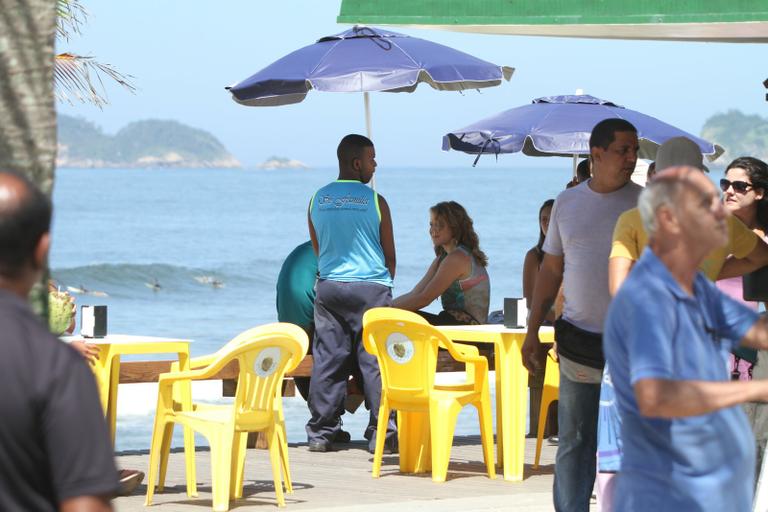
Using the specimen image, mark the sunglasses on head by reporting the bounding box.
[719,179,754,194]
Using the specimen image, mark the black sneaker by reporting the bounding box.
[308,440,332,452]
[547,435,559,446]
[368,436,398,455]
[334,429,351,443]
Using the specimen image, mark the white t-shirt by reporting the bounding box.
[543,179,642,333]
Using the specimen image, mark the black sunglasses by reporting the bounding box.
[720,178,754,194]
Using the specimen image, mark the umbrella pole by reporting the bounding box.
[572,154,578,178]
[364,91,373,140]
[364,92,376,190]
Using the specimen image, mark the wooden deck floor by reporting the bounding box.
[115,436,563,511]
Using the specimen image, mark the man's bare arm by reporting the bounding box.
[378,195,396,279]
[521,253,564,373]
[635,377,768,418]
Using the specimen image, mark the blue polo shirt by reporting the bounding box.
[604,248,758,512]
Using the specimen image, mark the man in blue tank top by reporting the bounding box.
[306,134,397,453]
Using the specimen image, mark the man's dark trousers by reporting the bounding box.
[306,279,396,447]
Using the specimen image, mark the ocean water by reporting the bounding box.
[50,165,570,451]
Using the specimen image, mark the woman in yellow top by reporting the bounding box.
[609,186,768,293]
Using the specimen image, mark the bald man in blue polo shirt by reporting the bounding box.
[306,134,397,454]
[605,167,768,511]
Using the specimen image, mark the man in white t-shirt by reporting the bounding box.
[522,118,643,511]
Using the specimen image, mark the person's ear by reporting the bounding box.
[656,206,680,234]
[33,232,50,271]
[590,146,602,164]
[755,187,765,202]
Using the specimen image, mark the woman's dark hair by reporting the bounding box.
[430,201,488,267]
[535,199,555,263]
[726,156,768,229]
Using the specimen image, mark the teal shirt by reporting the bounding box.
[276,241,317,330]
[309,180,392,287]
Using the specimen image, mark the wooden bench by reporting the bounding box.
[117,347,496,389]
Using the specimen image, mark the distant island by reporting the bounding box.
[57,115,241,168]
[701,110,768,165]
[257,156,309,170]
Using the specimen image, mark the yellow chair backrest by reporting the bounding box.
[363,308,466,405]
[189,323,307,428]
[199,322,309,370]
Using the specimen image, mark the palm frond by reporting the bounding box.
[54,53,136,109]
[56,0,87,41]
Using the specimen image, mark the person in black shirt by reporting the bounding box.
[0,170,119,512]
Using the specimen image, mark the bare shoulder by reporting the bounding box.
[442,248,471,270]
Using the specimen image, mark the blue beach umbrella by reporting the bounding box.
[227,26,514,139]
[442,94,724,167]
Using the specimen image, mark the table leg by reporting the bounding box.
[494,352,504,470]
[497,336,527,481]
[91,346,112,414]
[106,356,121,446]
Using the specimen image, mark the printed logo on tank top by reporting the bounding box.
[318,193,370,210]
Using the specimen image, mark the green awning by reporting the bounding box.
[337,1,768,42]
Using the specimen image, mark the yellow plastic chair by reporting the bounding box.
[533,348,560,469]
[165,325,308,497]
[362,307,495,483]
[145,323,308,511]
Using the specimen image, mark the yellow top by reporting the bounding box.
[610,207,758,280]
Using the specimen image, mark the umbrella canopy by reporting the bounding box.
[442,95,724,163]
[228,26,514,108]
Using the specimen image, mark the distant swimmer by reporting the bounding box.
[194,275,224,288]
[145,278,161,292]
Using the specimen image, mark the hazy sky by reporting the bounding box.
[57,1,768,168]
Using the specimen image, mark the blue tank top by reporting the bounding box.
[309,180,392,287]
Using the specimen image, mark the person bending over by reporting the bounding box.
[393,201,489,325]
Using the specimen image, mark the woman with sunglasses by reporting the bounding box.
[718,157,768,378]
[718,156,768,322]
[717,156,768,479]
[393,201,490,326]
